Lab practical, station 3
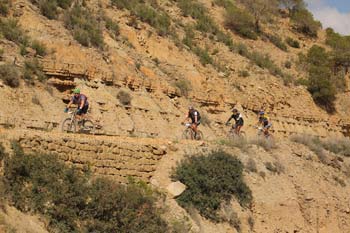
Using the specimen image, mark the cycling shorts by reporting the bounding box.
[77,105,89,115]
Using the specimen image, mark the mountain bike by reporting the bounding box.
[254,125,273,140]
[182,123,204,140]
[61,109,95,134]
[226,123,246,139]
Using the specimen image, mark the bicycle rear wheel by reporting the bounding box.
[80,120,95,134]
[62,118,76,133]
[195,130,204,140]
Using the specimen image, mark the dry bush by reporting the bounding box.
[246,158,257,173]
[117,90,132,105]
[265,161,284,174]
[249,137,277,151]
[0,63,20,88]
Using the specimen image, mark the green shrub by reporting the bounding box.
[24,59,47,82]
[284,61,292,69]
[182,26,195,48]
[0,0,10,16]
[3,142,168,232]
[82,178,168,233]
[213,0,234,8]
[235,43,249,56]
[56,0,72,9]
[104,16,120,38]
[174,79,192,96]
[39,0,58,19]
[31,40,47,56]
[135,5,171,36]
[117,90,132,105]
[173,150,252,221]
[285,37,300,48]
[304,45,336,112]
[248,51,284,77]
[64,4,104,48]
[111,0,171,36]
[267,34,287,51]
[194,47,213,65]
[0,18,29,45]
[224,7,257,40]
[176,0,218,34]
[239,70,250,77]
[0,63,20,88]
[291,8,321,37]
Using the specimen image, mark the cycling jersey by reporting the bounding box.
[71,94,89,107]
[228,113,244,126]
[188,109,201,123]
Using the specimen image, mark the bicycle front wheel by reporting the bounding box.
[182,128,192,139]
[81,120,95,134]
[62,118,76,133]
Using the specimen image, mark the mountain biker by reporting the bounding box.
[225,108,244,135]
[64,88,89,119]
[182,106,201,138]
[257,110,272,137]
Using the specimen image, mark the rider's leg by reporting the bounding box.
[236,125,242,135]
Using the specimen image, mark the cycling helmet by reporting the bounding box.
[73,88,80,94]
[258,110,265,115]
[188,106,194,110]
[232,108,238,113]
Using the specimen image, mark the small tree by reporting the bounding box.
[239,0,279,33]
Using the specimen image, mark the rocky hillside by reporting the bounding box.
[1,0,350,232]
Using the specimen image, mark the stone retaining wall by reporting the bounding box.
[2,131,168,183]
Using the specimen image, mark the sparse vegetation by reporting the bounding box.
[284,61,292,69]
[174,79,192,96]
[64,4,104,48]
[104,16,120,38]
[23,59,47,82]
[117,90,132,105]
[290,8,321,37]
[0,18,29,45]
[239,70,250,77]
[286,37,300,48]
[225,6,257,40]
[3,142,168,232]
[31,40,47,57]
[333,175,346,187]
[0,0,10,16]
[173,150,252,221]
[250,137,277,151]
[246,158,258,173]
[111,0,171,36]
[0,63,20,88]
[291,134,328,163]
[266,34,288,51]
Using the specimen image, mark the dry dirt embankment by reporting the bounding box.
[1,128,350,233]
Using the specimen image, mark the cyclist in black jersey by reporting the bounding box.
[182,106,201,138]
[225,108,244,135]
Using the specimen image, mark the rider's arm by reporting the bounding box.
[80,99,85,109]
[226,115,233,124]
[194,115,198,124]
[182,113,190,124]
[66,100,73,109]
